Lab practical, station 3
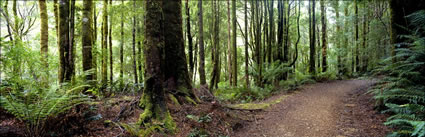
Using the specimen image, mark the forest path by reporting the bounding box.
[233,79,389,137]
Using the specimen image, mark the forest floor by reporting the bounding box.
[0,79,390,137]
[233,79,391,137]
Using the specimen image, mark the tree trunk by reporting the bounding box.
[39,0,49,86]
[163,0,197,103]
[321,0,327,72]
[245,0,250,88]
[132,1,138,84]
[343,2,349,76]
[82,0,94,81]
[198,0,206,85]
[109,0,113,85]
[69,0,76,83]
[210,0,221,90]
[334,0,342,75]
[354,0,360,72]
[186,0,194,78]
[277,0,283,62]
[232,0,237,86]
[227,0,233,85]
[309,0,316,75]
[120,0,124,87]
[93,1,98,80]
[101,0,108,86]
[138,0,175,130]
[58,0,71,83]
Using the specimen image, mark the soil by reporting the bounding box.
[233,79,390,137]
[0,79,390,137]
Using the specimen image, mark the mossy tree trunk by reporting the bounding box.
[210,0,221,90]
[82,0,94,81]
[108,0,113,86]
[309,0,316,75]
[58,0,74,83]
[185,0,194,78]
[39,0,48,86]
[244,0,249,88]
[101,0,108,86]
[138,0,175,131]
[132,1,138,84]
[227,0,232,85]
[198,0,206,85]
[120,0,124,88]
[354,0,360,72]
[232,0,237,86]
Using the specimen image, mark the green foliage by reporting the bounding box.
[188,128,209,137]
[370,10,425,137]
[0,81,91,137]
[214,82,274,103]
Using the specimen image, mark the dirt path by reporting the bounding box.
[234,79,389,137]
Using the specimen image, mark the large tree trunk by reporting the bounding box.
[93,1,98,80]
[198,0,206,85]
[321,0,327,72]
[101,0,108,86]
[39,0,48,86]
[334,0,342,75]
[138,0,175,131]
[69,0,76,82]
[277,0,283,62]
[163,0,197,103]
[132,1,138,84]
[267,0,274,64]
[82,0,94,81]
[343,2,349,76]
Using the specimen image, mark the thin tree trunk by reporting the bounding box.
[186,0,194,78]
[227,0,233,85]
[198,0,206,85]
[69,0,76,82]
[335,0,342,75]
[93,1,98,80]
[39,0,49,86]
[232,0,237,86]
[245,0,250,88]
[109,0,113,85]
[120,0,124,87]
[321,0,327,72]
[58,0,70,83]
[354,0,359,72]
[132,1,138,84]
[309,0,316,75]
[210,0,221,90]
[101,0,108,85]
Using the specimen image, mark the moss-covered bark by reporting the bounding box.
[198,0,206,85]
[139,0,176,132]
[82,0,94,81]
[58,0,70,83]
[101,0,108,86]
[321,0,327,72]
[39,0,48,86]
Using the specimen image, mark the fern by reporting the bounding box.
[0,82,91,137]
[371,10,425,137]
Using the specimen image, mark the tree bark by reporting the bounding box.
[120,0,124,87]
[58,0,71,83]
[163,0,197,102]
[309,0,316,75]
[232,0,237,86]
[109,0,113,85]
[321,0,327,72]
[39,0,49,86]
[227,0,233,85]
[198,0,206,85]
[185,0,194,78]
[245,0,250,88]
[210,0,221,90]
[82,0,94,81]
[101,0,108,86]
[132,1,138,84]
[138,0,175,130]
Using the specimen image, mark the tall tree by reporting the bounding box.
[101,0,108,85]
[232,0,237,86]
[39,0,48,85]
[245,0,249,88]
[163,0,198,102]
[138,0,175,130]
[120,0,124,87]
[309,0,316,75]
[58,0,74,83]
[108,0,113,85]
[132,1,138,84]
[210,0,221,90]
[277,0,284,61]
[354,0,359,72]
[82,0,94,81]
[186,0,194,77]
[343,1,349,75]
[334,0,342,75]
[70,0,76,82]
[198,0,206,85]
[227,0,233,85]
[93,1,98,80]
[321,0,328,72]
[267,0,274,64]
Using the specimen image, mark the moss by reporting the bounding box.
[185,96,197,105]
[168,94,181,107]
[226,94,290,110]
